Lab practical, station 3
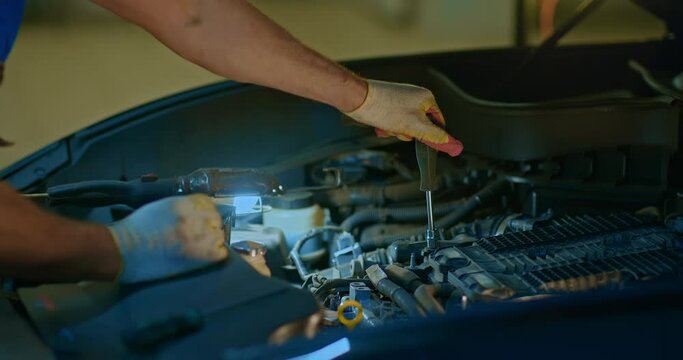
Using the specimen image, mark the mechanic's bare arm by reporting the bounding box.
[92,0,463,155]
[0,182,120,282]
[91,0,368,112]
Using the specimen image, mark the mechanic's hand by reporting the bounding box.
[344,79,463,157]
[107,194,228,284]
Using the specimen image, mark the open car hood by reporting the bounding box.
[1,35,683,359]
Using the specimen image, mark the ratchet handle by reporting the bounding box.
[47,177,178,208]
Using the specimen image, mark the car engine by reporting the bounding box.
[248,143,683,330]
[2,38,682,356]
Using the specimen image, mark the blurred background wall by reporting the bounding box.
[0,0,665,168]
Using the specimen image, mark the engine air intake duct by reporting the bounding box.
[477,212,658,254]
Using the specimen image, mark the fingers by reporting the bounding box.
[187,194,218,213]
[374,128,392,138]
[395,133,413,141]
[210,242,229,261]
[375,128,413,142]
[426,104,446,127]
[413,113,450,144]
[419,90,446,126]
[361,80,462,156]
[113,194,229,283]
[180,220,227,261]
[411,116,464,157]
[421,134,464,157]
[174,194,228,261]
[422,101,462,156]
[375,118,462,156]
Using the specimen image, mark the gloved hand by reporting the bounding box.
[107,194,228,284]
[344,80,463,157]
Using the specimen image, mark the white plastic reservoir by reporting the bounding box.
[263,191,326,254]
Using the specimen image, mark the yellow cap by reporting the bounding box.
[337,300,363,330]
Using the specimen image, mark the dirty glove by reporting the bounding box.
[344,79,463,157]
[107,194,228,284]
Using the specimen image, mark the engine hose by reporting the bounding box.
[290,227,344,280]
[366,265,425,317]
[316,181,423,207]
[414,284,455,315]
[360,179,510,251]
[375,279,425,317]
[340,199,467,233]
[384,264,423,293]
[434,179,509,230]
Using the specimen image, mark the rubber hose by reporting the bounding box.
[383,181,425,204]
[317,181,422,207]
[414,284,455,315]
[375,278,425,317]
[340,199,467,232]
[290,227,343,280]
[360,179,509,251]
[433,179,508,230]
[384,264,423,293]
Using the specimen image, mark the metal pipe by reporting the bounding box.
[425,191,434,230]
[425,190,436,248]
[22,193,48,199]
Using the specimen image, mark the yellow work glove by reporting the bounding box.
[107,194,228,284]
[345,80,463,157]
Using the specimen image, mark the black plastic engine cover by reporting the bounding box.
[18,250,320,359]
[358,64,679,162]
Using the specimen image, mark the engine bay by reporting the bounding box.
[2,40,682,357]
[251,142,683,330]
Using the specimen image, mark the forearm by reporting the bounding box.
[0,182,120,282]
[93,0,368,112]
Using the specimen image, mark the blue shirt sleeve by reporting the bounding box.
[0,0,25,62]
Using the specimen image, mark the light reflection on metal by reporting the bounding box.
[213,196,268,215]
[22,193,48,199]
[231,241,271,277]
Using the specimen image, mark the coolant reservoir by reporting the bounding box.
[263,192,325,254]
